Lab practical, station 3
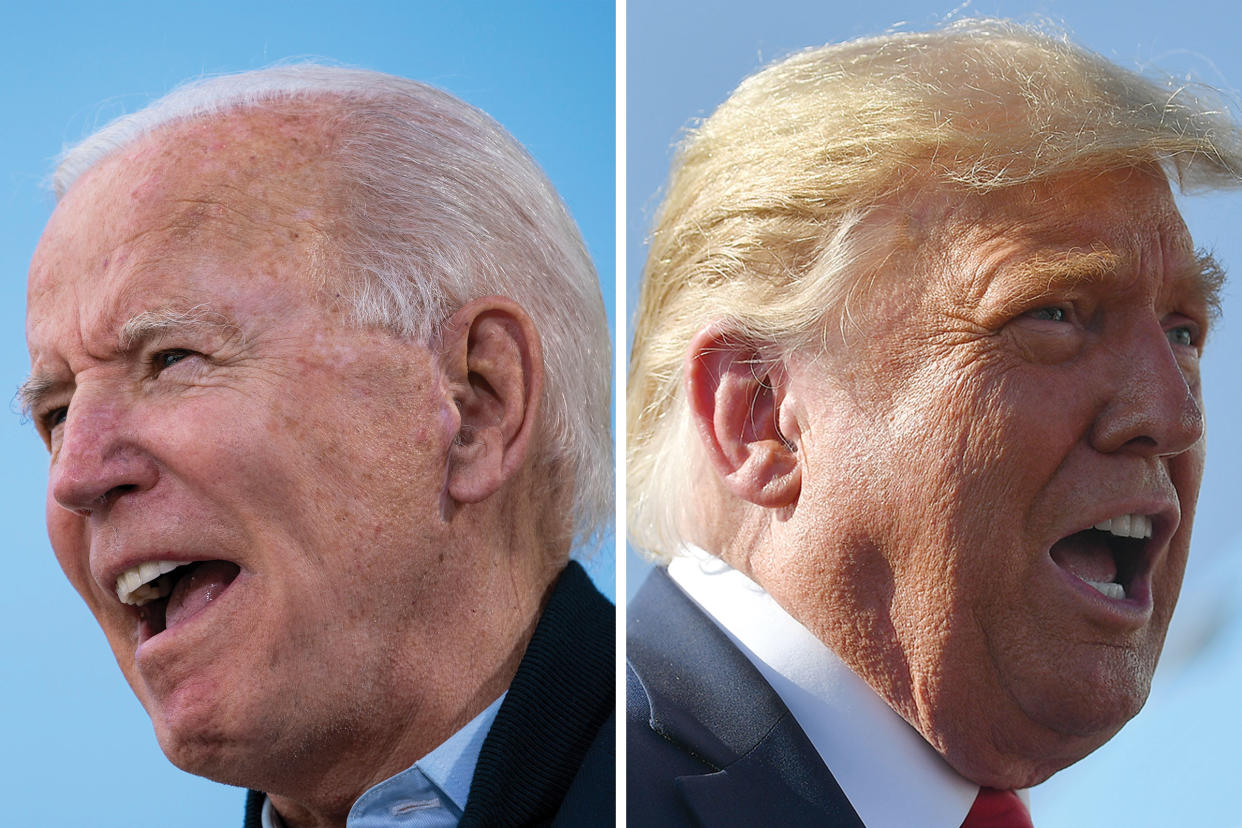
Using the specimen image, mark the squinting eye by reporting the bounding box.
[153,349,195,370]
[1167,326,1194,347]
[44,407,68,431]
[1027,307,1067,322]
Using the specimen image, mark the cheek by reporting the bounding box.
[225,364,451,570]
[1152,444,1202,610]
[1171,443,1205,515]
[882,365,1027,550]
[269,391,440,519]
[46,493,93,599]
[873,364,1072,671]
[932,361,1095,536]
[46,489,147,693]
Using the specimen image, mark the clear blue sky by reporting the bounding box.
[0,2,613,824]
[627,1,1242,826]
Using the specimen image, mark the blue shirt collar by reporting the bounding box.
[262,693,506,827]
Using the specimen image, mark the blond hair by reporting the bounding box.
[628,18,1242,560]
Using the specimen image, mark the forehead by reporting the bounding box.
[933,168,1191,266]
[949,166,1182,231]
[27,108,338,350]
[905,168,1204,305]
[61,106,334,241]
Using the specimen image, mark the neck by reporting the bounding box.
[260,536,563,826]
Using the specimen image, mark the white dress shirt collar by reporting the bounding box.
[668,550,989,828]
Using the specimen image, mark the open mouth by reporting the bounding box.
[117,560,241,637]
[1050,514,1152,601]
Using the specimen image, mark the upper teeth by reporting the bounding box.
[116,561,185,606]
[1093,514,1153,539]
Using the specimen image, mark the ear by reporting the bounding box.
[685,326,801,509]
[439,296,543,504]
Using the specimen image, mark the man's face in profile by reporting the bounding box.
[755,167,1209,783]
[24,112,463,780]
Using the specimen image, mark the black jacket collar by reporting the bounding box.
[627,567,864,827]
[245,560,614,827]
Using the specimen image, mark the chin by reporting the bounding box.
[142,677,254,785]
[155,721,240,783]
[976,673,1150,787]
[929,657,1154,789]
[944,739,1096,790]
[1021,646,1153,736]
[932,705,1123,789]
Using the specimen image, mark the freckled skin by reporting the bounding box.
[729,168,1207,787]
[26,111,558,826]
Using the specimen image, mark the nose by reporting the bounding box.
[50,391,159,516]
[1090,323,1204,458]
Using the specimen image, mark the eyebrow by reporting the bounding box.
[995,247,1225,319]
[1192,250,1226,321]
[118,303,240,349]
[14,375,56,421]
[17,303,240,420]
[1007,248,1120,290]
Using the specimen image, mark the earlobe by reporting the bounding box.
[685,327,802,508]
[439,297,543,505]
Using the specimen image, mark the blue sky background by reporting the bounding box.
[627,1,1242,826]
[5,1,1242,825]
[0,2,613,824]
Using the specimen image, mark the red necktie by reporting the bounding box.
[960,787,1034,828]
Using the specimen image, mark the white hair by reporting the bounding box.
[54,64,612,550]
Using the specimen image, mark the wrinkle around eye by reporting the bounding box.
[37,406,68,451]
[152,348,197,371]
[145,347,221,382]
[1003,310,1086,365]
[1026,306,1068,323]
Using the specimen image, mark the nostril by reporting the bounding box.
[57,474,152,517]
[97,483,141,510]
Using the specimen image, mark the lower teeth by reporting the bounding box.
[1084,579,1125,600]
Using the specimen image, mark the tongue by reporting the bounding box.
[165,561,240,630]
[1050,532,1117,583]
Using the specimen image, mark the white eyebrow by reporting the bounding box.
[15,374,57,420]
[17,303,241,420]
[118,303,240,349]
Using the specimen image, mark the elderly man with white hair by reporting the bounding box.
[626,19,1242,828]
[22,66,613,828]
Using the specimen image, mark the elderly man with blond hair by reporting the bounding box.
[627,19,1242,827]
[23,66,613,827]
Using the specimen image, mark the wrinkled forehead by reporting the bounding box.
[893,167,1202,294]
[947,166,1185,235]
[808,166,1213,346]
[27,108,340,322]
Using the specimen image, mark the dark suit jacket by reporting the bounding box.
[627,567,865,827]
[244,560,614,827]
